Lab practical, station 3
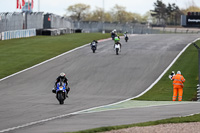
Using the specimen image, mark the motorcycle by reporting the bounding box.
[114,43,120,55]
[125,35,128,42]
[56,81,67,104]
[91,42,97,53]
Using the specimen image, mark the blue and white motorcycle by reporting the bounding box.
[56,81,67,105]
[91,42,97,53]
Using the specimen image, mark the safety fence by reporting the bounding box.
[50,14,73,29]
[74,21,158,34]
[73,21,200,34]
[153,27,200,34]
[26,12,43,29]
[0,12,23,33]
[0,12,74,40]
[1,29,36,40]
[0,12,74,33]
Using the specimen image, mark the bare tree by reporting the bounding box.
[66,3,146,23]
[182,0,200,15]
[151,0,167,25]
[66,3,90,21]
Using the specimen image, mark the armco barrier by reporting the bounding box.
[1,29,36,40]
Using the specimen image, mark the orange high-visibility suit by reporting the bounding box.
[172,74,185,101]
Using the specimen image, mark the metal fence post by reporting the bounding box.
[197,84,200,101]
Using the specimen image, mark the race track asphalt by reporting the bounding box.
[0,34,199,133]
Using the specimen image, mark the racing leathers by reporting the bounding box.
[90,40,98,49]
[52,76,70,97]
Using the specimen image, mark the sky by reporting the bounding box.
[0,0,200,16]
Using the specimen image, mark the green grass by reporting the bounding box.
[0,33,111,79]
[66,113,200,133]
[135,40,200,101]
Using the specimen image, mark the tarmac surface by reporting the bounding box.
[0,34,200,133]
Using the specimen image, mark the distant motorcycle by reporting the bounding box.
[125,35,128,42]
[56,81,67,104]
[114,43,120,55]
[91,42,97,53]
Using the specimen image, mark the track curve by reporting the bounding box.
[0,34,199,133]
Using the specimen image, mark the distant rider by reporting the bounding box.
[114,37,121,51]
[52,72,70,97]
[111,29,117,40]
[90,40,98,49]
[124,32,128,38]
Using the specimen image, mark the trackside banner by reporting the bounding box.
[1,29,36,40]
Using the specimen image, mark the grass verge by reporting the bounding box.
[135,40,200,101]
[66,113,200,133]
[0,33,111,79]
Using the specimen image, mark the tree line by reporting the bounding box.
[65,0,200,26]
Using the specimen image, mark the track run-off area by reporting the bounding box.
[0,34,200,133]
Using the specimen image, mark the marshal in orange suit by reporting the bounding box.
[171,71,185,101]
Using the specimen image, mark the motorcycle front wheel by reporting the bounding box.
[57,92,64,105]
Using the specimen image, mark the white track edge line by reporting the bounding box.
[0,37,199,133]
[0,38,111,82]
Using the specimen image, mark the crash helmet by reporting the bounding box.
[60,72,66,77]
[177,71,181,74]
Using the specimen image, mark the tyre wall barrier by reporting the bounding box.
[1,29,36,40]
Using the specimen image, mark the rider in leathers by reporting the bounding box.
[52,72,70,97]
[90,40,98,49]
[114,37,121,51]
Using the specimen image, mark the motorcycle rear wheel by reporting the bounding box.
[116,48,119,55]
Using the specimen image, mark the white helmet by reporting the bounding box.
[60,72,65,77]
[177,71,181,74]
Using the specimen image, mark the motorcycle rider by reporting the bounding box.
[124,32,128,38]
[52,72,70,98]
[111,29,117,40]
[114,37,121,51]
[114,34,120,42]
[90,40,98,49]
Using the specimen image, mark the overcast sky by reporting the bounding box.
[0,0,199,16]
